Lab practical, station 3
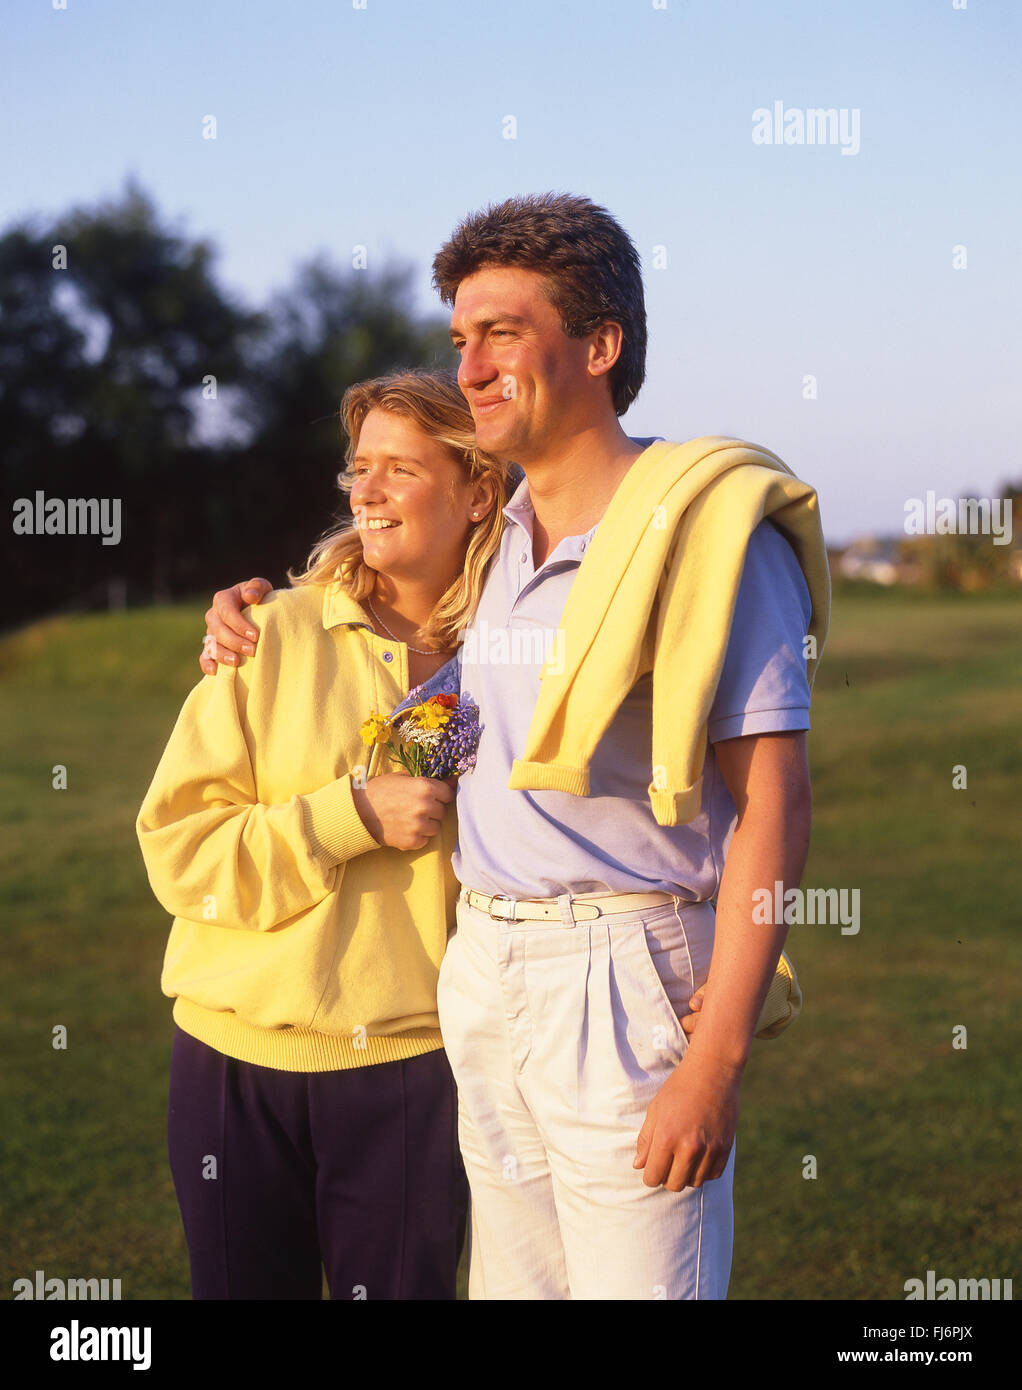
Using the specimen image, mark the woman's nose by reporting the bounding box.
[351,468,386,505]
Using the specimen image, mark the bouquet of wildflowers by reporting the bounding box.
[360,691,482,779]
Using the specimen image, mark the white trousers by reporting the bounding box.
[436,892,735,1300]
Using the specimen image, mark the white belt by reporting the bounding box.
[460,887,680,923]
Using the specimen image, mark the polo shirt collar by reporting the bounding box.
[502,476,599,560]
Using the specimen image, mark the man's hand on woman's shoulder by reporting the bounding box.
[200,578,273,675]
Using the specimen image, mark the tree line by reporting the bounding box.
[1,182,454,628]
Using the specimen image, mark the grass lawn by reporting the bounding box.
[1,588,1019,1300]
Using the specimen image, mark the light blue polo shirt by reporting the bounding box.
[449,448,813,902]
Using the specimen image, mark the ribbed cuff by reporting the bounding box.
[173,997,443,1072]
[755,951,803,1040]
[508,758,590,796]
[299,775,380,867]
[648,779,702,827]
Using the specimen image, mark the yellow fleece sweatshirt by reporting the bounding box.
[508,437,831,825]
[136,581,458,1071]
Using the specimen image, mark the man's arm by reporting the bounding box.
[633,730,812,1190]
[200,578,273,675]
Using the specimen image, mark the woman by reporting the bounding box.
[137,369,510,1300]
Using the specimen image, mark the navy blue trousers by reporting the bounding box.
[168,1027,468,1300]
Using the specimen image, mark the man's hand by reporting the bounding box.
[200,578,273,675]
[352,773,456,851]
[680,985,705,1038]
[633,1054,740,1190]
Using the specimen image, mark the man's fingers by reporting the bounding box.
[199,634,230,673]
[211,581,270,645]
[202,616,241,662]
[205,601,255,658]
[240,577,273,604]
[680,985,706,1035]
[633,1112,655,1169]
[685,1147,726,1192]
[664,1151,697,1193]
[640,1143,674,1188]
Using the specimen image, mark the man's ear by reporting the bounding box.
[587,320,625,380]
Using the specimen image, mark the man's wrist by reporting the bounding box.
[682,1037,749,1080]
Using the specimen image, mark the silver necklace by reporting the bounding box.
[366,596,451,656]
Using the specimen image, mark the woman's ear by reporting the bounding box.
[469,474,498,520]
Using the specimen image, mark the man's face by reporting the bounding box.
[449,265,595,464]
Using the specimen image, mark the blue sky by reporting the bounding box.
[4,0,1019,542]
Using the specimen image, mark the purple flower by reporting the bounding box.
[423,695,483,779]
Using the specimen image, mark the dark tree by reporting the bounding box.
[1,183,455,626]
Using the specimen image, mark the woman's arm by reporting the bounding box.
[137,661,382,932]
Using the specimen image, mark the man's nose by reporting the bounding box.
[457,340,496,394]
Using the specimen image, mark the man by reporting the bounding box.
[204,193,829,1299]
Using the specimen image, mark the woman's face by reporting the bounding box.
[348,408,488,593]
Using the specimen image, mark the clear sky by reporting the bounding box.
[4,0,1019,543]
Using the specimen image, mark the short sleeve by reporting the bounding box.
[707,518,813,743]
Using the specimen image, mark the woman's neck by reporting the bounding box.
[370,575,438,626]
[369,573,456,650]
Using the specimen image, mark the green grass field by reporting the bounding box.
[1,589,1019,1300]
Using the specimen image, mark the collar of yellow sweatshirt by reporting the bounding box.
[506,437,831,826]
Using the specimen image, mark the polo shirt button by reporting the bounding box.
[383,651,393,662]
[520,552,527,562]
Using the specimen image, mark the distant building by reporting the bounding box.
[828,488,1020,590]
[833,537,904,586]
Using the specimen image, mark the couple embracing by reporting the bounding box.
[137,192,830,1301]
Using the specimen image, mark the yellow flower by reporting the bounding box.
[360,713,392,747]
[411,702,451,732]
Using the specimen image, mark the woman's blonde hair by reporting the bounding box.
[289,369,510,651]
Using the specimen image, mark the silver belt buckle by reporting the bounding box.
[486,893,517,922]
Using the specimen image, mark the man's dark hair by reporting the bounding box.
[432,192,647,416]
